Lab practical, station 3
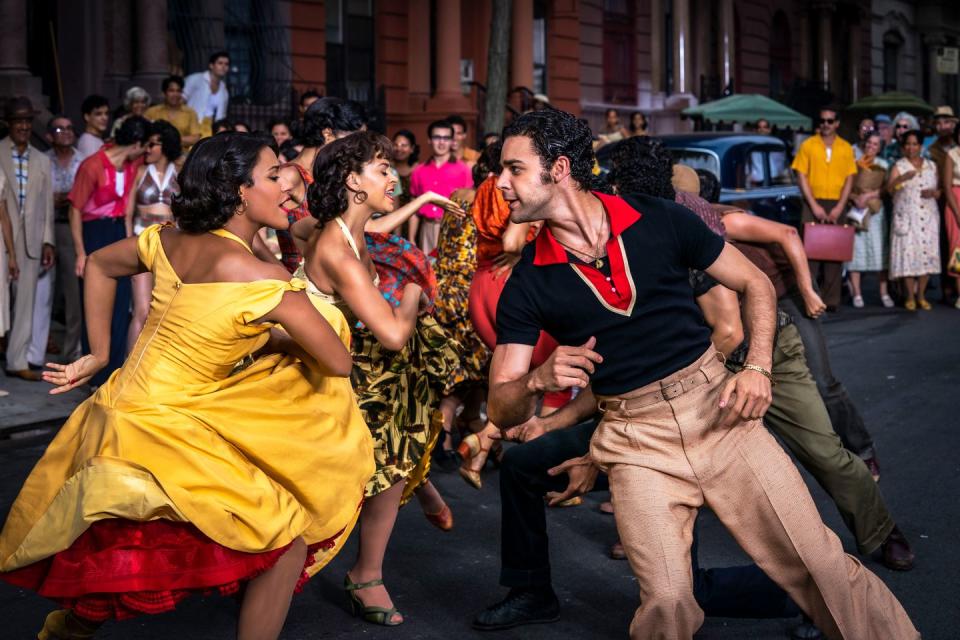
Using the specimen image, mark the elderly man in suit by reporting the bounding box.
[1,97,55,381]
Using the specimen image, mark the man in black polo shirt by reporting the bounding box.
[487,109,918,640]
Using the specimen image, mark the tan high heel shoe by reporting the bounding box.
[457,433,489,490]
[37,610,98,640]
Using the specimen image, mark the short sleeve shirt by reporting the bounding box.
[790,134,858,201]
[68,148,142,221]
[496,192,726,396]
[409,159,472,220]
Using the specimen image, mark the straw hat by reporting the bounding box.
[672,164,700,195]
[932,106,958,121]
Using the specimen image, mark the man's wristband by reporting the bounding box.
[741,363,775,385]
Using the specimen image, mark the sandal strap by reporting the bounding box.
[344,576,385,591]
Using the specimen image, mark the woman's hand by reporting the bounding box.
[897,170,918,184]
[920,187,940,199]
[75,252,87,277]
[491,251,521,280]
[43,354,106,395]
[7,255,18,281]
[420,192,467,218]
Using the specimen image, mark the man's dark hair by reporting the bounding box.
[300,97,367,147]
[173,132,273,233]
[819,104,841,119]
[607,136,675,200]
[208,50,230,65]
[149,119,183,162]
[427,120,453,139]
[393,129,419,164]
[81,94,109,116]
[696,169,721,204]
[446,114,467,131]
[299,90,321,107]
[114,115,150,147]
[269,118,291,132]
[501,109,595,191]
[278,139,300,162]
[307,131,393,228]
[162,75,185,92]
[46,114,71,132]
[213,118,234,133]
[755,118,770,128]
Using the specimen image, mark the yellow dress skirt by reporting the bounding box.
[0,225,374,621]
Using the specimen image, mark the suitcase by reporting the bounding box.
[802,222,855,262]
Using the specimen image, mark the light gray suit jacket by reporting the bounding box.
[0,137,55,259]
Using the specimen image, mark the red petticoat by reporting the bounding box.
[1,519,335,621]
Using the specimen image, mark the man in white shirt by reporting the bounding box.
[76,95,110,160]
[183,51,230,136]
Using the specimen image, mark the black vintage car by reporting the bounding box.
[596,133,802,227]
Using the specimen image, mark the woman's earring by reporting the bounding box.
[352,190,368,205]
[238,199,249,215]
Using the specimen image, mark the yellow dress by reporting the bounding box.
[0,225,373,618]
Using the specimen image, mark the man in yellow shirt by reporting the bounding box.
[145,75,202,152]
[791,105,857,309]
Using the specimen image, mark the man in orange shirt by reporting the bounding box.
[791,105,858,310]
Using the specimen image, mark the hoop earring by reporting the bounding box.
[352,190,368,205]
[237,199,248,215]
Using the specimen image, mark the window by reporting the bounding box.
[326,0,375,103]
[533,0,548,95]
[603,0,636,103]
[883,30,903,92]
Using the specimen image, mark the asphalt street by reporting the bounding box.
[0,296,957,639]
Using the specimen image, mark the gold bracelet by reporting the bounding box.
[741,363,776,385]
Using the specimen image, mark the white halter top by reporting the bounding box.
[299,217,379,304]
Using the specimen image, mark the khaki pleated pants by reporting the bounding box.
[590,347,919,640]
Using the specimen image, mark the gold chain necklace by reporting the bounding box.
[554,212,608,269]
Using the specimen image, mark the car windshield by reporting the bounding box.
[742,146,794,188]
[669,149,721,180]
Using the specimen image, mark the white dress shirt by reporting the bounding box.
[183,71,229,121]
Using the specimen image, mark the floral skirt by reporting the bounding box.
[351,316,460,498]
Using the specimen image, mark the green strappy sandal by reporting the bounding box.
[344,574,403,626]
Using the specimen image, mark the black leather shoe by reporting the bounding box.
[879,526,915,571]
[472,587,560,631]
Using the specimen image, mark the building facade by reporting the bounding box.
[2,0,959,144]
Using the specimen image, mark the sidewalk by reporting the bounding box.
[0,372,86,443]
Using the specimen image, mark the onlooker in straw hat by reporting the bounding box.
[925,106,957,168]
[0,97,55,382]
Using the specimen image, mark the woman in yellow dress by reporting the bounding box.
[0,133,374,639]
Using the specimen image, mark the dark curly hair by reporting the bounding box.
[696,169,721,204]
[148,119,182,163]
[298,97,367,147]
[607,136,675,200]
[473,141,502,188]
[501,109,595,191]
[306,130,393,228]
[172,132,273,233]
[899,128,923,147]
[114,115,150,147]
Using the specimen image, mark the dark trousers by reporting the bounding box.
[780,295,876,459]
[802,199,844,308]
[731,324,893,553]
[499,421,800,619]
[80,218,131,386]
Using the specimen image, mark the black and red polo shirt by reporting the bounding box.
[496,192,725,396]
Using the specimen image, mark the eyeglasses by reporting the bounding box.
[146,141,161,148]
[895,124,910,129]
[818,118,837,125]
[431,135,453,141]
[51,125,73,133]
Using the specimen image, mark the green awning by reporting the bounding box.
[844,91,935,117]
[682,94,811,129]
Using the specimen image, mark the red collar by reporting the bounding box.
[533,192,642,266]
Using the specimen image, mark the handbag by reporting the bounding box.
[802,222,856,262]
[948,247,960,275]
